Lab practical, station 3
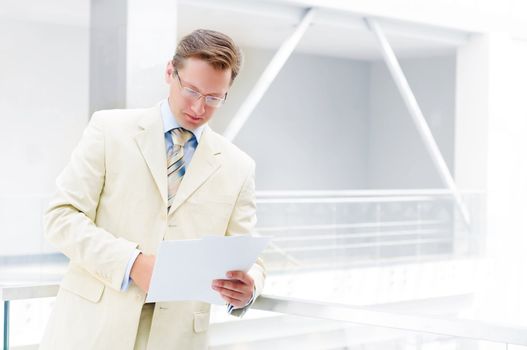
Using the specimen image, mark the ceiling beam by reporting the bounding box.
[223,7,316,141]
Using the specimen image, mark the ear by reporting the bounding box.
[165,61,174,84]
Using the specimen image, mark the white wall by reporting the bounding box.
[0,18,89,255]
[367,55,456,189]
[0,19,457,255]
[0,18,89,195]
[219,48,457,191]
[228,48,371,190]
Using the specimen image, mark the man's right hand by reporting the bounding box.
[130,253,156,293]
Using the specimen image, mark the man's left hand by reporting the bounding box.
[212,271,254,308]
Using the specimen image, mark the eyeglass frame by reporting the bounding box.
[173,70,228,108]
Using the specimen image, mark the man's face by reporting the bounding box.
[165,57,232,130]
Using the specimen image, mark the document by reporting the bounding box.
[146,235,270,304]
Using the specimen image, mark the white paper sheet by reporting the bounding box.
[145,235,270,304]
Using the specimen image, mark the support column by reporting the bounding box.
[458,32,527,326]
[126,0,179,108]
[89,0,178,115]
[89,0,128,115]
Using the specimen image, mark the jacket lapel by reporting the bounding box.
[134,106,168,206]
[168,127,222,215]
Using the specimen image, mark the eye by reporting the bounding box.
[205,96,225,107]
[183,87,200,98]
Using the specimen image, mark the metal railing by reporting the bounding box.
[2,283,527,349]
[0,189,483,272]
[1,284,60,350]
[0,189,486,348]
[255,189,484,272]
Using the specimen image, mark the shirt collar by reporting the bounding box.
[160,98,205,143]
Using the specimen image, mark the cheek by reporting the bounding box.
[202,110,215,121]
[177,99,194,113]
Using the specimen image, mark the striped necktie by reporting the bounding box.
[167,127,193,211]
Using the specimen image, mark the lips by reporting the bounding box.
[185,113,201,121]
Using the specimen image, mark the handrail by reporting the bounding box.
[257,219,447,232]
[257,196,447,204]
[252,295,527,346]
[2,284,527,346]
[1,284,60,350]
[0,284,59,301]
[255,189,484,198]
[271,228,448,242]
[254,189,483,204]
[264,237,452,253]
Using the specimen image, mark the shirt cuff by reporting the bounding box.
[120,249,141,291]
[227,286,256,314]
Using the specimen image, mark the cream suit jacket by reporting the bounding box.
[39,105,265,350]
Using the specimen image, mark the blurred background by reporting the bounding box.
[1,0,527,348]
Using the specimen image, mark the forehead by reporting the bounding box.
[178,58,231,94]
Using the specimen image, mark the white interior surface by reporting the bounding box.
[2,0,527,348]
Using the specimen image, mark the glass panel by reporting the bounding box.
[256,192,483,307]
[2,297,55,349]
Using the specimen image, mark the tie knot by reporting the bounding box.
[171,127,193,146]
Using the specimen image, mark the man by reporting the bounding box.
[40,29,265,350]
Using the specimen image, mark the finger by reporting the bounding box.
[226,271,253,284]
[213,279,250,294]
[221,295,245,307]
[212,285,244,300]
[212,285,247,307]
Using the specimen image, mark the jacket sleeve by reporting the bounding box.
[226,161,266,317]
[44,112,138,291]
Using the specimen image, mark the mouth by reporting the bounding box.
[185,113,201,122]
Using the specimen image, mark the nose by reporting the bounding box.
[190,96,206,115]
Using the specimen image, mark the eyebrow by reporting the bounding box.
[178,76,226,98]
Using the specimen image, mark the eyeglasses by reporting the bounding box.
[174,70,227,108]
